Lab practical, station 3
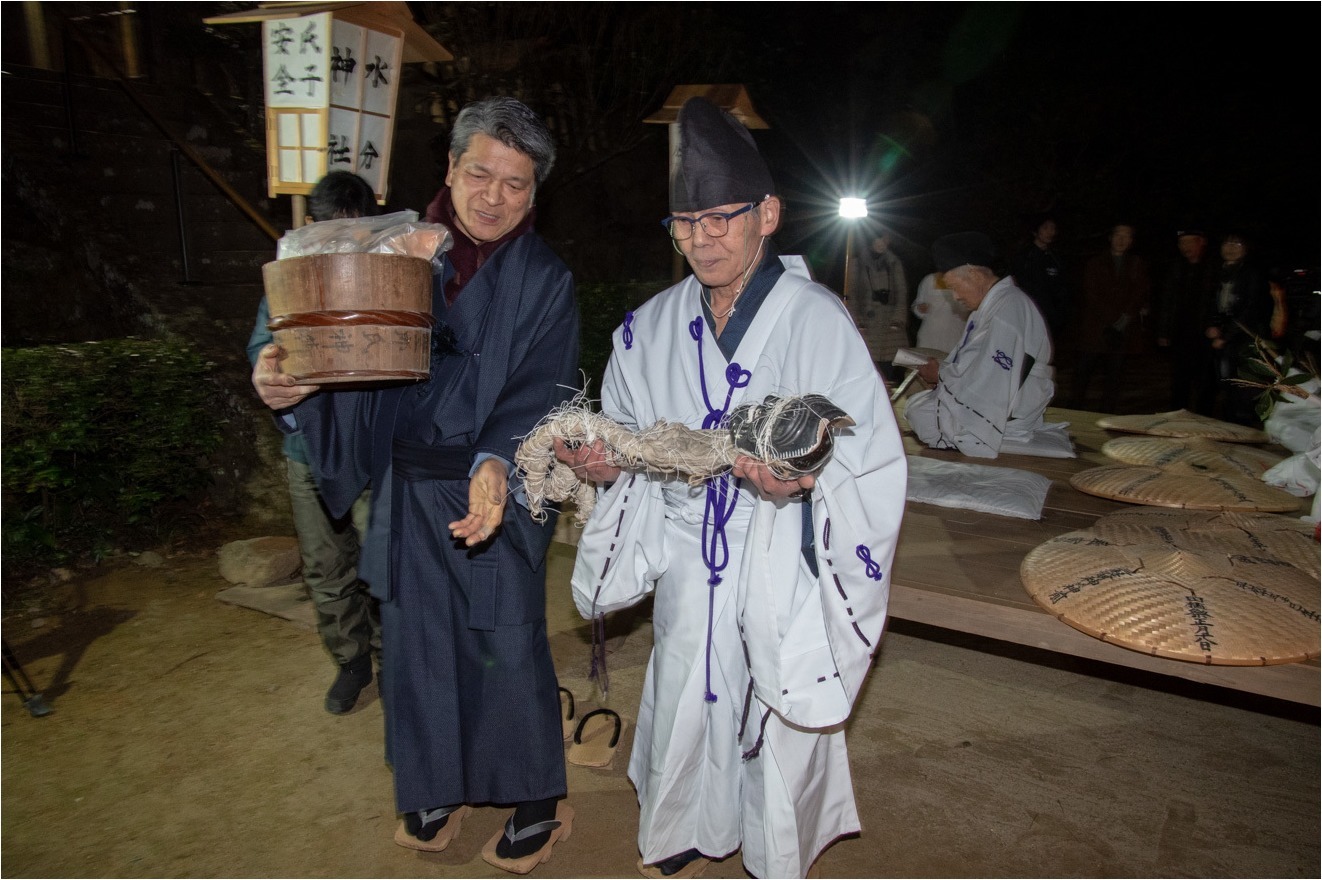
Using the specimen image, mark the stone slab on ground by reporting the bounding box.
[215,580,316,631]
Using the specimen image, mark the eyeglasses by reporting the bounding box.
[661,201,759,241]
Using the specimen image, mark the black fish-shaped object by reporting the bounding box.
[725,394,855,479]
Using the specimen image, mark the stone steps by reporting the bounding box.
[3,61,287,293]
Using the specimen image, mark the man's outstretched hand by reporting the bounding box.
[450,457,509,547]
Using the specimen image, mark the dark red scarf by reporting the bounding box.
[424,187,537,305]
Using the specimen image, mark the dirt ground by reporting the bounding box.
[2,534,1318,879]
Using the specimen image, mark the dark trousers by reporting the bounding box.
[287,458,379,665]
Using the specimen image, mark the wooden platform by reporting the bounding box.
[550,406,1318,707]
[893,406,1319,707]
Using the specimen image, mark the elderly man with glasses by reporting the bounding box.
[554,96,906,879]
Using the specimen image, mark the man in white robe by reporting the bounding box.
[554,97,907,879]
[905,232,1056,458]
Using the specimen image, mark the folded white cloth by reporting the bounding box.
[905,456,1052,520]
[1000,422,1077,459]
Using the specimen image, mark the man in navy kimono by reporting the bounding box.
[253,97,578,874]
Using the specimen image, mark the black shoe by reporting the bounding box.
[325,654,372,714]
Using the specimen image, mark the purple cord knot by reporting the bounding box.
[856,544,884,581]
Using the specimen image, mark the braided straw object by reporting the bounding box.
[515,399,735,525]
[514,393,851,525]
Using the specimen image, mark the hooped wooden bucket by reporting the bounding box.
[261,252,433,385]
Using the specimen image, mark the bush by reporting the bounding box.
[2,338,225,572]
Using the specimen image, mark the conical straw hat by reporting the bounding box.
[1087,508,1320,581]
[1069,464,1302,512]
[1101,436,1284,479]
[1096,409,1268,443]
[1020,521,1320,665]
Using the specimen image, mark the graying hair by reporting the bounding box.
[450,97,556,188]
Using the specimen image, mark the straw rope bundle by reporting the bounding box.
[514,392,852,525]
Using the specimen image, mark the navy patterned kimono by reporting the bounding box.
[293,229,579,813]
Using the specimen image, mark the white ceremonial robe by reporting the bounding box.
[904,277,1055,458]
[571,256,907,878]
[911,273,969,353]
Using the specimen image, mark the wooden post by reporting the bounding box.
[292,195,307,229]
[118,2,141,78]
[842,225,857,304]
[667,121,684,284]
[24,2,51,70]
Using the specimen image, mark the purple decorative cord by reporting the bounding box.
[690,316,750,702]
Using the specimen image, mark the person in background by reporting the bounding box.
[252,97,578,873]
[554,96,906,880]
[1154,224,1218,413]
[246,170,379,715]
[845,228,910,381]
[1010,212,1069,344]
[1202,229,1276,425]
[1071,221,1151,412]
[906,232,1055,458]
[911,270,969,353]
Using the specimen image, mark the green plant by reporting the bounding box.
[2,338,225,571]
[1230,323,1319,422]
[575,280,662,396]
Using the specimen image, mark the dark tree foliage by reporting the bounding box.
[409,3,741,191]
[2,340,226,574]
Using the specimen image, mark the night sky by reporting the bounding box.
[696,2,1320,282]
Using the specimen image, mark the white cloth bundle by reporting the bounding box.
[905,455,1052,520]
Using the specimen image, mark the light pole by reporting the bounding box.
[839,197,868,304]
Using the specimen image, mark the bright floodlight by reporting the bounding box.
[838,197,868,219]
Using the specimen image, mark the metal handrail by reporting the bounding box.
[63,19,280,244]
[170,148,196,284]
